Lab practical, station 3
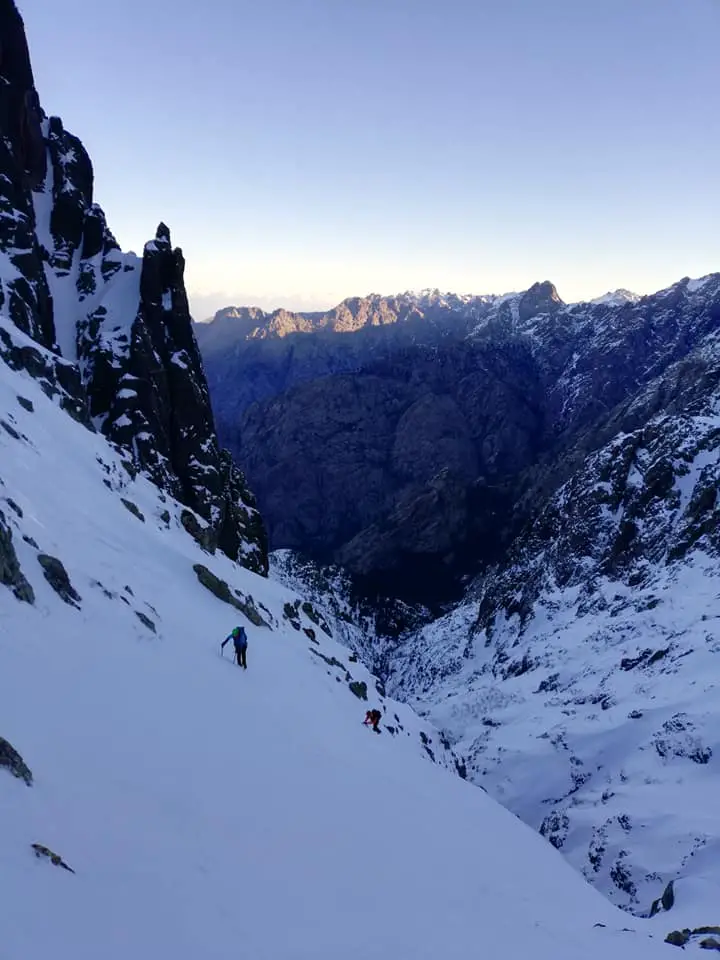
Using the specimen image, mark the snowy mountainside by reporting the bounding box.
[385,373,720,918]
[473,275,720,441]
[270,547,434,671]
[0,316,677,959]
[0,321,452,767]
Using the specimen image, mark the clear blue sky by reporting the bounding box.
[20,0,720,317]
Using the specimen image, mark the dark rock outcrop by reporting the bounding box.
[0,507,34,602]
[664,928,720,950]
[0,1,53,345]
[348,680,368,700]
[235,336,543,602]
[135,610,156,633]
[121,499,145,523]
[0,734,33,784]
[193,564,269,626]
[517,280,562,324]
[0,0,46,187]
[31,843,75,873]
[37,553,81,606]
[87,224,268,573]
[0,322,90,425]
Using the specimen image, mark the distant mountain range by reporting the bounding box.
[195,284,641,344]
[196,275,718,604]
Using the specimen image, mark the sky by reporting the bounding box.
[19,0,720,318]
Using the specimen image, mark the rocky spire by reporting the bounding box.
[0,1,54,346]
[0,0,46,186]
[518,281,563,324]
[0,8,269,575]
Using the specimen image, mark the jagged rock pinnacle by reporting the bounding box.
[518,281,563,323]
[156,222,171,243]
[0,0,46,186]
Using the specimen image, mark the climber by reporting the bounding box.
[363,708,382,733]
[221,625,248,669]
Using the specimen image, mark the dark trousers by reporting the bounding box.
[235,646,247,668]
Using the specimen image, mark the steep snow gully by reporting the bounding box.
[1,318,676,959]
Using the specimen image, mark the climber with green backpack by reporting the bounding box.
[221,625,248,668]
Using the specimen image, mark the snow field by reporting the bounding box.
[0,341,674,958]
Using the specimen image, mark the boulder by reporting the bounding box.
[37,553,81,606]
[0,735,32,784]
[31,843,74,873]
[0,508,34,602]
[193,564,269,627]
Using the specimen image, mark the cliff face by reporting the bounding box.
[0,0,267,574]
[236,336,542,603]
[0,0,52,345]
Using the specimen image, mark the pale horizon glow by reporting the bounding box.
[18,0,720,320]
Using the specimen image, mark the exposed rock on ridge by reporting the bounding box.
[0,0,46,188]
[0,506,33,602]
[0,0,52,345]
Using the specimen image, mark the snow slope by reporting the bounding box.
[386,395,720,920]
[588,289,641,307]
[388,559,720,910]
[0,340,675,958]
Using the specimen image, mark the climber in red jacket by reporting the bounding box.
[364,708,382,733]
